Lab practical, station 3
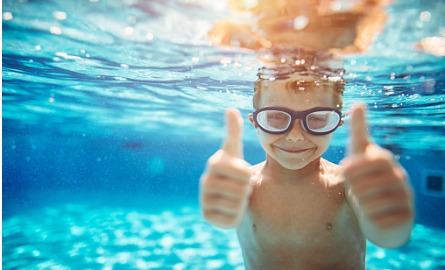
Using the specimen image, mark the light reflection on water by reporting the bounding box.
[2,203,445,269]
[2,0,444,149]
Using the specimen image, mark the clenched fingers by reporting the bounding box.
[202,175,252,200]
[207,149,252,183]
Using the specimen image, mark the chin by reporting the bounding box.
[278,159,313,170]
[272,147,319,168]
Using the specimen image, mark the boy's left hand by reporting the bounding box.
[342,104,414,229]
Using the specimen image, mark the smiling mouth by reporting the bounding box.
[277,147,313,154]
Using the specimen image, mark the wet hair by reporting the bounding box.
[253,47,346,110]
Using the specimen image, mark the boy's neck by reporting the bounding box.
[263,155,323,182]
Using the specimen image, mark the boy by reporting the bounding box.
[199,63,414,269]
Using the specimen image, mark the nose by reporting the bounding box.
[285,120,305,142]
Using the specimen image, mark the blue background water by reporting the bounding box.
[2,0,445,269]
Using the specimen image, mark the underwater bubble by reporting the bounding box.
[124,27,134,36]
[295,59,306,65]
[53,11,67,20]
[3,12,13,20]
[293,16,309,30]
[419,11,431,23]
[50,26,62,35]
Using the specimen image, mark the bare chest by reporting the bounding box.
[242,178,353,248]
[236,165,366,269]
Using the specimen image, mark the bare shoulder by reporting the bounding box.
[250,161,265,171]
[321,158,345,185]
[322,158,339,168]
[249,161,266,184]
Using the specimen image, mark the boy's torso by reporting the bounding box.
[236,159,366,270]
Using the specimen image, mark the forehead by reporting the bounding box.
[258,78,337,110]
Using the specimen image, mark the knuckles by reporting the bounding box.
[342,148,401,181]
[201,174,252,199]
[202,210,238,228]
[206,150,252,180]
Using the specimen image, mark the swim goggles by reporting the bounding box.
[252,106,344,135]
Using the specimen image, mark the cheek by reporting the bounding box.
[313,134,332,148]
[258,132,279,146]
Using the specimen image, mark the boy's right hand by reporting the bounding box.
[200,108,253,229]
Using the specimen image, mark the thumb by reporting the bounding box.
[222,108,244,158]
[348,104,371,156]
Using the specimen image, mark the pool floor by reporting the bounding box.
[2,196,445,270]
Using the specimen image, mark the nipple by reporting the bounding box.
[325,222,333,230]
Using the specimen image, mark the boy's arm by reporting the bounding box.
[200,109,252,229]
[342,105,414,248]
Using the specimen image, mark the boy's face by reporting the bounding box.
[249,79,338,170]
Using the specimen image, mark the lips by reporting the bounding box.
[276,147,313,154]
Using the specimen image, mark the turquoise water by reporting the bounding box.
[2,0,445,269]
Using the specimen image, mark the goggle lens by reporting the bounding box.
[306,111,340,132]
[257,110,291,132]
[255,108,342,135]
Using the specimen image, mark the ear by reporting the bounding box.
[248,113,258,128]
[338,119,344,127]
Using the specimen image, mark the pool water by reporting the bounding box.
[2,0,445,269]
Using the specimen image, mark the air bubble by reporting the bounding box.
[3,12,13,21]
[53,11,67,20]
[293,16,309,30]
[419,11,431,22]
[50,26,62,35]
[124,27,134,36]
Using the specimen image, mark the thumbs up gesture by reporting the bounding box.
[342,105,414,247]
[200,109,253,229]
[342,104,414,246]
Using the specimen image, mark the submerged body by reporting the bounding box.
[200,66,414,269]
[238,159,366,269]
